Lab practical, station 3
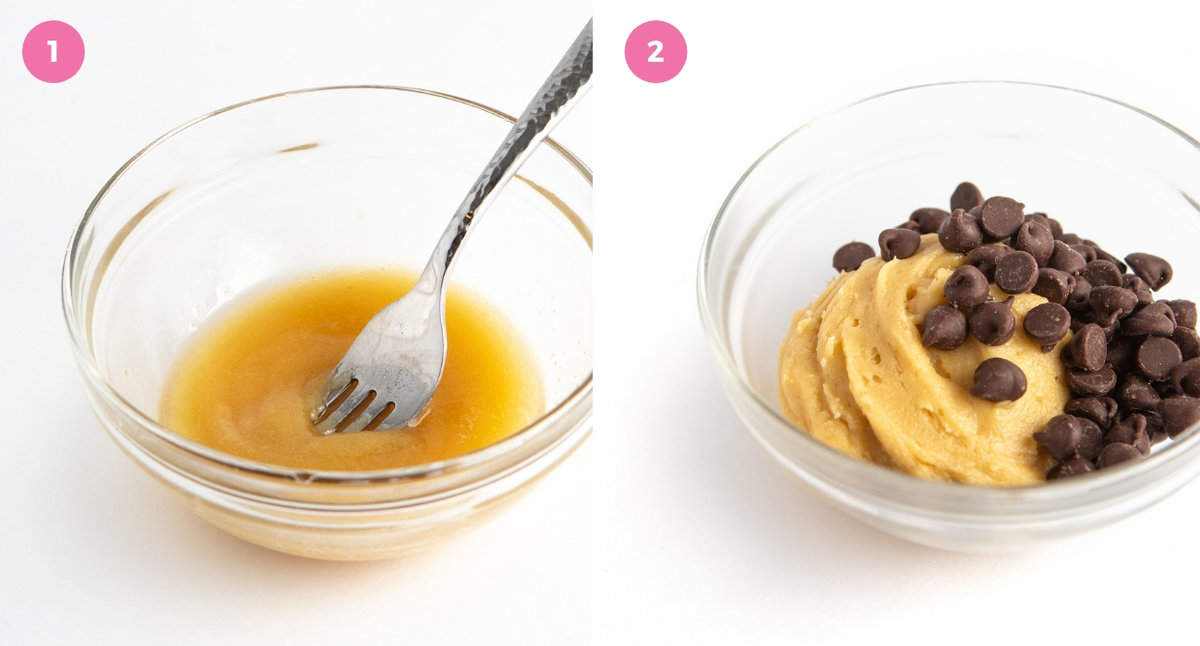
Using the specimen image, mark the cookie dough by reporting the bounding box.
[778,234,1069,485]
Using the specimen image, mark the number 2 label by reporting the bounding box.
[647,40,664,63]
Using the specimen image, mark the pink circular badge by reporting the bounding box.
[23,20,85,83]
[625,20,686,84]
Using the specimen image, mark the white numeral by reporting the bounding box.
[647,40,664,63]
[47,39,58,63]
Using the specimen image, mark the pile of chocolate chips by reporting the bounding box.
[830,181,1200,479]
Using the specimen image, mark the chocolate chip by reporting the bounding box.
[1125,253,1173,290]
[1060,233,1083,246]
[1168,300,1198,329]
[943,265,989,309]
[1173,327,1200,360]
[937,209,983,254]
[971,357,1027,401]
[1066,275,1093,312]
[1147,413,1170,446]
[969,301,1017,346]
[833,242,874,272]
[1014,221,1054,266]
[1065,396,1119,428]
[1094,247,1128,273]
[879,228,922,261]
[1077,417,1104,459]
[1137,336,1182,381]
[1048,457,1095,479]
[1107,336,1139,374]
[1106,413,1150,454]
[988,251,1033,293]
[950,182,984,212]
[1072,244,1098,263]
[1070,323,1108,372]
[1117,375,1161,411]
[1122,274,1153,307]
[1034,415,1082,460]
[1032,268,1074,305]
[978,196,1025,240]
[1089,285,1138,323]
[1121,301,1176,337]
[1067,366,1117,396]
[1170,358,1200,397]
[1079,260,1123,288]
[1023,302,1070,347]
[908,207,950,234]
[966,246,1008,281]
[921,305,968,350]
[1048,241,1086,275]
[898,220,922,232]
[1160,396,1200,437]
[1097,442,1142,468]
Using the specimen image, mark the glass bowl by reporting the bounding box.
[699,81,1200,552]
[63,86,591,560]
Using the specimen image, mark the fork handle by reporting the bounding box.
[418,19,593,292]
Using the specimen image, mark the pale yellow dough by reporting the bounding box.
[778,234,1070,485]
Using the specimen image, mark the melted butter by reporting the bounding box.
[159,269,543,471]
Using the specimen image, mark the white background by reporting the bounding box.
[594,1,1200,644]
[0,2,591,644]
[8,0,1200,644]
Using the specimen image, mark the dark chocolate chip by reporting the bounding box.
[1032,268,1074,305]
[1168,300,1198,329]
[1077,417,1104,459]
[899,220,922,232]
[1059,233,1083,246]
[879,228,922,261]
[1170,358,1200,397]
[1023,302,1070,347]
[1172,327,1200,360]
[1066,275,1093,312]
[950,182,984,212]
[968,301,1017,346]
[937,209,983,254]
[908,207,951,234]
[921,305,968,350]
[970,357,1027,401]
[1125,253,1173,291]
[1067,366,1117,396]
[1137,336,1182,381]
[833,242,874,272]
[1094,247,1128,273]
[978,196,1025,240]
[965,246,1008,281]
[1105,413,1150,454]
[1117,375,1161,411]
[1013,221,1055,266]
[1122,274,1153,307]
[1097,442,1142,468]
[1121,301,1176,337]
[943,265,989,310]
[994,250,1038,293]
[1069,323,1108,372]
[1048,456,1095,480]
[1065,396,1119,429]
[1048,241,1086,275]
[1079,260,1123,288]
[1160,396,1200,437]
[1034,415,1082,460]
[1107,336,1139,374]
[1089,285,1138,323]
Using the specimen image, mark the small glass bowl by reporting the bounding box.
[63,86,591,560]
[699,81,1200,552]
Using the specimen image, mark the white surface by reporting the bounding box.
[594,1,1200,644]
[0,2,591,644]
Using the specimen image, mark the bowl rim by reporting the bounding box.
[62,84,593,485]
[697,79,1200,504]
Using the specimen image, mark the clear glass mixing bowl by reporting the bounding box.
[699,81,1200,552]
[63,86,591,560]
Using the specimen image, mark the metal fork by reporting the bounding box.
[311,20,592,434]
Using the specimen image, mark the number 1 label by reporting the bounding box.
[47,39,58,63]
[23,21,84,82]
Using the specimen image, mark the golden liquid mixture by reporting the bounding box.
[159,269,543,471]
